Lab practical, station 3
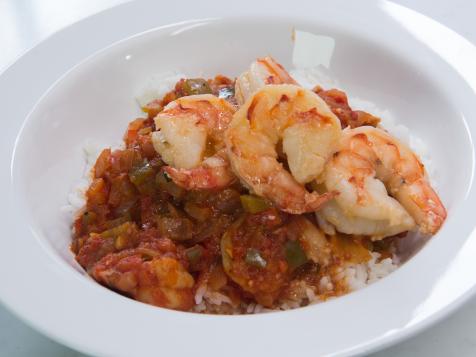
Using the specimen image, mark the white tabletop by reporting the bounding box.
[1,1,476,356]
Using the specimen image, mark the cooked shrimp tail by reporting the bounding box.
[235,56,297,105]
[394,177,446,235]
[162,150,235,190]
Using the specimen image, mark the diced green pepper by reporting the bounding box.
[240,195,270,214]
[185,245,204,267]
[245,248,267,268]
[183,79,212,95]
[129,161,156,193]
[285,240,307,271]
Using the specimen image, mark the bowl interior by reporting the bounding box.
[12,18,472,288]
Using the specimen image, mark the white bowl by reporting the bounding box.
[2,1,476,356]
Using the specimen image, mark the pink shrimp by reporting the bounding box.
[151,94,237,190]
[319,126,446,238]
[235,56,297,105]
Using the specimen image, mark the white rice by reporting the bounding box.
[66,68,422,313]
[319,275,334,292]
[342,252,398,291]
[60,141,104,216]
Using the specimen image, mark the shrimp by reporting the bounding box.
[318,126,446,239]
[235,56,297,105]
[225,84,342,214]
[151,94,236,190]
[316,195,415,239]
[91,244,195,311]
[162,149,233,190]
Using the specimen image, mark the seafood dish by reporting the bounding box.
[69,57,446,313]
